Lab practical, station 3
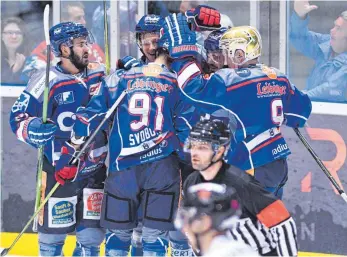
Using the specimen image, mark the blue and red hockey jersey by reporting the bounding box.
[73,63,197,172]
[172,60,312,170]
[9,62,107,166]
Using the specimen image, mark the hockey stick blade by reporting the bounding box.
[294,128,347,203]
[1,248,9,257]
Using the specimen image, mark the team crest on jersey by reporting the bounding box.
[89,82,101,96]
[54,91,75,105]
[262,65,277,79]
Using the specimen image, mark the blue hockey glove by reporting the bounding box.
[72,108,91,141]
[161,13,199,59]
[117,56,142,70]
[186,5,221,32]
[27,117,57,146]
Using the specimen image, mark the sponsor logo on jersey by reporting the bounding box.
[257,82,286,97]
[142,64,163,77]
[139,147,163,160]
[29,71,57,99]
[48,196,77,228]
[272,143,289,155]
[236,68,251,77]
[54,91,75,105]
[89,82,101,96]
[83,188,103,220]
[127,79,173,93]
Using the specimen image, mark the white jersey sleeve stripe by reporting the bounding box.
[177,63,201,88]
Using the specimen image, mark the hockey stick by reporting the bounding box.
[32,4,51,232]
[293,128,347,203]
[70,89,128,165]
[103,0,110,75]
[0,90,127,257]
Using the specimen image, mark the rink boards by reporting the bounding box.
[1,98,347,256]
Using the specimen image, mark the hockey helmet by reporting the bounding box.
[135,15,162,48]
[49,22,93,57]
[175,183,241,231]
[219,26,262,65]
[204,27,227,52]
[185,118,230,153]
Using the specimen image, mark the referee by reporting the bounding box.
[182,119,298,256]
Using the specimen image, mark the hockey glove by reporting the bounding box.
[72,108,91,140]
[55,142,80,185]
[117,56,142,70]
[161,13,199,59]
[27,117,57,146]
[186,5,221,32]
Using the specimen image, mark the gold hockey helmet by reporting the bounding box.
[219,26,262,65]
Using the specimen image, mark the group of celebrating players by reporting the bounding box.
[9,4,311,257]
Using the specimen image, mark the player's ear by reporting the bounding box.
[60,44,70,57]
[213,146,225,161]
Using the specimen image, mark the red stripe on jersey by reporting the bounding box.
[257,200,291,228]
[123,73,145,79]
[49,72,104,98]
[157,75,177,84]
[227,77,289,91]
[250,134,282,154]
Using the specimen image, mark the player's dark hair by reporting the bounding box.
[155,47,173,65]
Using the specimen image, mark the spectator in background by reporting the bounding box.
[290,0,347,103]
[61,1,86,25]
[22,1,105,80]
[91,1,138,58]
[1,17,29,84]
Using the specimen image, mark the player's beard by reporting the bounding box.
[70,50,89,71]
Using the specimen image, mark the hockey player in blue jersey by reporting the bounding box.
[204,27,227,73]
[117,14,196,257]
[70,35,198,256]
[9,22,108,256]
[117,14,162,72]
[160,8,312,199]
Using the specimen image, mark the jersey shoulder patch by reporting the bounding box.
[87,62,106,73]
[26,68,58,99]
